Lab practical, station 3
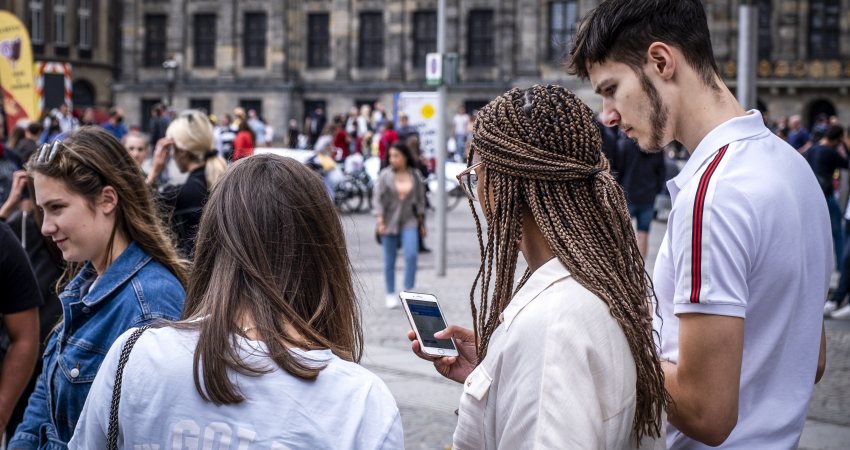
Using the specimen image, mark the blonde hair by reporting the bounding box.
[166,110,227,187]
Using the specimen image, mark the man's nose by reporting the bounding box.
[599,102,620,128]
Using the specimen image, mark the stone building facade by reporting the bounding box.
[111,0,850,142]
[0,0,119,111]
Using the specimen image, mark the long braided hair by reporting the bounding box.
[467,85,667,442]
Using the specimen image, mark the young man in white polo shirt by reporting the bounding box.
[570,0,829,448]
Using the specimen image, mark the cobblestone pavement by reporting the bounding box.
[343,204,850,449]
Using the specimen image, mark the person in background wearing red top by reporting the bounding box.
[333,115,352,161]
[233,120,255,161]
[378,121,399,169]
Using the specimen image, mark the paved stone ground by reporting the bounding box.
[343,204,850,449]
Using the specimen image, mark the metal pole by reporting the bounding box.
[435,0,448,277]
[736,0,757,110]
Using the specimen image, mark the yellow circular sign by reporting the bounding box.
[421,104,435,119]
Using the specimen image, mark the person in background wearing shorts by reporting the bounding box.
[614,134,666,258]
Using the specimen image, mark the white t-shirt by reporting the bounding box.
[453,114,469,136]
[453,258,663,450]
[69,327,403,450]
[653,111,830,449]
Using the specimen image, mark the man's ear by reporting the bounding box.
[646,42,676,81]
[99,185,119,215]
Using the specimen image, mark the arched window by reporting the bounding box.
[809,0,840,60]
[807,99,836,130]
[72,79,96,107]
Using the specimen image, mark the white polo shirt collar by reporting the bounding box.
[670,110,769,199]
[500,257,571,329]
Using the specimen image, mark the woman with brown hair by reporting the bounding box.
[410,85,667,448]
[9,126,186,449]
[70,154,403,449]
[374,141,426,308]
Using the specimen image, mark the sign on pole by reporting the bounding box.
[426,53,442,86]
[394,91,439,158]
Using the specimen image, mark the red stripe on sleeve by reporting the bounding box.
[689,145,729,303]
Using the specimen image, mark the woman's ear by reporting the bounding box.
[99,185,119,215]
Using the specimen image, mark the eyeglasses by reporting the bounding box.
[35,140,63,165]
[456,161,483,201]
[34,140,106,184]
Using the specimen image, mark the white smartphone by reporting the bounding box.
[400,291,459,358]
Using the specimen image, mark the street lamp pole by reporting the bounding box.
[435,0,448,277]
[162,58,179,107]
[736,0,757,110]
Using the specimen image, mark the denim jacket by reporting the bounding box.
[9,242,185,450]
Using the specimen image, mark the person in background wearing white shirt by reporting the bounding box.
[570,0,829,448]
[70,154,403,450]
[452,106,469,162]
[49,103,79,134]
[410,85,667,449]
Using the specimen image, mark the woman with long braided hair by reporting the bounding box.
[409,85,667,448]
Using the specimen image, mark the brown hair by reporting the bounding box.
[27,126,188,289]
[568,0,720,88]
[468,85,667,442]
[178,154,363,405]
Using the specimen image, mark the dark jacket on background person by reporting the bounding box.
[4,212,63,437]
[805,143,849,196]
[160,167,208,258]
[613,137,666,206]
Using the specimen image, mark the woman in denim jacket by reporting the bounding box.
[9,127,187,449]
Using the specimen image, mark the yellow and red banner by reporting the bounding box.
[0,11,37,135]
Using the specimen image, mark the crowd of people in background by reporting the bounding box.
[0,0,840,449]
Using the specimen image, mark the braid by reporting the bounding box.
[469,85,668,443]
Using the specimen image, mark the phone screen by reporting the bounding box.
[405,299,456,350]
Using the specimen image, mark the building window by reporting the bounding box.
[243,12,267,68]
[240,99,263,118]
[756,0,771,60]
[307,13,330,68]
[809,0,840,60]
[194,14,216,68]
[29,1,44,44]
[141,98,160,134]
[467,10,494,67]
[548,1,578,61]
[144,14,167,67]
[358,12,384,67]
[189,98,212,114]
[78,0,92,49]
[413,11,436,69]
[54,0,68,47]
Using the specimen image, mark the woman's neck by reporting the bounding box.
[185,161,204,173]
[93,232,130,276]
[519,211,555,273]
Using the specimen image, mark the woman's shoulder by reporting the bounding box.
[131,259,186,315]
[318,353,397,400]
[513,276,625,341]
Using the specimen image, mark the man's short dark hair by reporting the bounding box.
[27,122,43,135]
[568,0,720,87]
[825,125,844,142]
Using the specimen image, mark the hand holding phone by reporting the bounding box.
[406,326,478,384]
[400,291,459,358]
